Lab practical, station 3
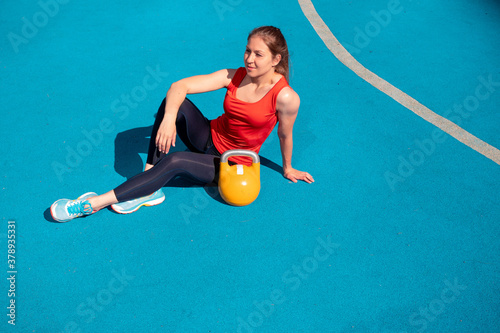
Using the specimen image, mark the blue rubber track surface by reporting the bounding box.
[0,0,498,332]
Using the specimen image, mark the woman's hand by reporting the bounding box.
[155,116,177,154]
[284,167,315,184]
[153,69,234,154]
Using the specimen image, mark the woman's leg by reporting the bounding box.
[52,149,220,221]
[87,190,118,212]
[112,151,220,203]
[145,98,213,170]
[96,98,218,210]
[51,99,219,221]
[83,151,219,212]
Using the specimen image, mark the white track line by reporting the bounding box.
[298,0,500,165]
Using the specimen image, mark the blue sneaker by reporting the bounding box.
[50,192,97,222]
[111,189,165,214]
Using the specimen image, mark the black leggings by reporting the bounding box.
[113,98,221,202]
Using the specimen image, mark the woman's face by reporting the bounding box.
[244,36,281,78]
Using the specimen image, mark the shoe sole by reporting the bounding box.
[50,192,97,223]
[111,195,165,215]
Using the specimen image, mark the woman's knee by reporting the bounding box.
[176,98,195,122]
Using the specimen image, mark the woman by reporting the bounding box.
[51,26,314,222]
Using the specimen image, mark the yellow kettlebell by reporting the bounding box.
[219,149,261,206]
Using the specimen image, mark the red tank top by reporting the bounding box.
[211,67,289,165]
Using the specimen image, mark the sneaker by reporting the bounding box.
[111,189,165,214]
[50,192,97,222]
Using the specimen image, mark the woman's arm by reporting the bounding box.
[277,87,314,184]
[156,69,236,153]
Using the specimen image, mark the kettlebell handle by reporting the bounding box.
[220,149,260,164]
